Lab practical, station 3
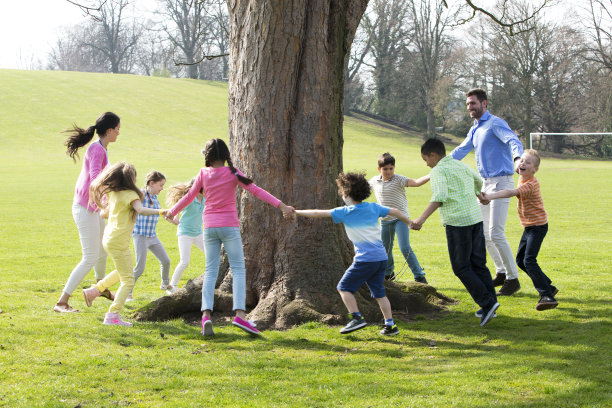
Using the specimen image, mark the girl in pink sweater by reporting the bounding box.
[54,112,120,313]
[164,138,294,336]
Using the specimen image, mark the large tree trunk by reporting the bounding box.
[135,0,454,329]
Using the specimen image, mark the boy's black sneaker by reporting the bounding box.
[340,316,367,334]
[475,308,497,318]
[414,276,428,284]
[536,296,558,311]
[379,324,400,336]
[480,302,500,327]
[385,272,396,281]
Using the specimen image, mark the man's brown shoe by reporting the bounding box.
[496,278,520,296]
[492,273,506,287]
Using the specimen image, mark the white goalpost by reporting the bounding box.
[529,132,612,150]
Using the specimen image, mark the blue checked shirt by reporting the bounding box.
[132,190,160,237]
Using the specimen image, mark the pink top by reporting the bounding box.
[170,166,281,228]
[73,141,108,212]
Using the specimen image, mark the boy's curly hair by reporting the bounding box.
[336,172,371,202]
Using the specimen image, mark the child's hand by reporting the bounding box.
[279,203,296,219]
[161,209,172,219]
[411,217,424,231]
[478,193,490,206]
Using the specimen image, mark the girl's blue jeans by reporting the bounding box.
[380,219,424,278]
[202,227,246,312]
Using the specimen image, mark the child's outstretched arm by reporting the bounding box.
[411,202,442,230]
[405,174,430,187]
[132,200,164,216]
[295,209,332,218]
[388,208,412,227]
[481,188,518,204]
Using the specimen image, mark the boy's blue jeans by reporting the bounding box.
[516,224,554,297]
[380,219,424,278]
[445,222,497,309]
[202,227,246,312]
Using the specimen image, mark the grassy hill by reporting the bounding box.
[0,69,611,407]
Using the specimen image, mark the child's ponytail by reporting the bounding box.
[226,157,253,185]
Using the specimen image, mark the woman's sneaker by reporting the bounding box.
[103,312,133,327]
[82,286,100,307]
[201,316,214,336]
[232,316,260,335]
[380,324,400,336]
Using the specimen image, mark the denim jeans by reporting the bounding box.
[445,222,497,308]
[202,227,246,312]
[516,224,554,297]
[380,219,424,278]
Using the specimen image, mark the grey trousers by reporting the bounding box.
[132,235,171,292]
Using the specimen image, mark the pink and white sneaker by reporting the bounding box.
[82,286,100,307]
[232,316,260,335]
[201,316,214,336]
[103,312,133,327]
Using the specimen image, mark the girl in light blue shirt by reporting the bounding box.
[165,179,205,293]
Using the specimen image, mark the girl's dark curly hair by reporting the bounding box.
[336,172,371,202]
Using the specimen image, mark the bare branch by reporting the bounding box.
[458,0,551,35]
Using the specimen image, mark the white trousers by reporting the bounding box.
[480,175,519,279]
[62,203,107,295]
[170,234,205,288]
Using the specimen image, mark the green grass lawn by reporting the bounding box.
[0,69,611,407]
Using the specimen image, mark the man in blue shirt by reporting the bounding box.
[451,88,523,296]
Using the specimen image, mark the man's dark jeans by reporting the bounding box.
[445,222,497,308]
[516,223,553,297]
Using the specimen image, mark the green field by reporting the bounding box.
[0,69,611,407]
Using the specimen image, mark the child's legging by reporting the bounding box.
[94,242,134,314]
[170,233,205,288]
[132,235,171,288]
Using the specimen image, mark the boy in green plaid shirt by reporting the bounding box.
[412,138,499,327]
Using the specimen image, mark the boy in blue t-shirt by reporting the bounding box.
[293,172,412,335]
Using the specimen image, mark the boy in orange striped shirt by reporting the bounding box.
[482,150,558,311]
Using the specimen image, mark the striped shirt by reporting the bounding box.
[369,174,410,221]
[516,176,547,227]
[132,191,160,237]
[430,155,483,227]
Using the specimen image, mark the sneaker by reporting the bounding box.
[475,308,497,318]
[82,286,100,307]
[414,276,428,284]
[496,278,520,296]
[385,272,396,281]
[340,316,367,334]
[480,302,500,327]
[201,316,214,336]
[160,283,173,291]
[103,312,133,327]
[99,289,114,301]
[536,296,558,311]
[380,324,400,336]
[232,316,260,335]
[492,273,506,287]
[165,286,177,295]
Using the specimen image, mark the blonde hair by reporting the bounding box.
[166,178,202,206]
[524,149,541,167]
[89,162,144,220]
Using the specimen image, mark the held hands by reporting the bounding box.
[279,202,296,219]
[478,192,490,206]
[410,217,424,231]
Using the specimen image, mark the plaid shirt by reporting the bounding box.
[430,155,483,227]
[132,190,160,237]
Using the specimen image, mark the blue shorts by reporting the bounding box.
[337,260,387,299]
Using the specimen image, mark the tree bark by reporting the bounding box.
[136,0,455,329]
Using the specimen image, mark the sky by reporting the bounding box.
[0,0,585,70]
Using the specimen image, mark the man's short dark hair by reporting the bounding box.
[466,88,488,102]
[377,152,395,167]
[336,172,371,202]
[421,138,446,156]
